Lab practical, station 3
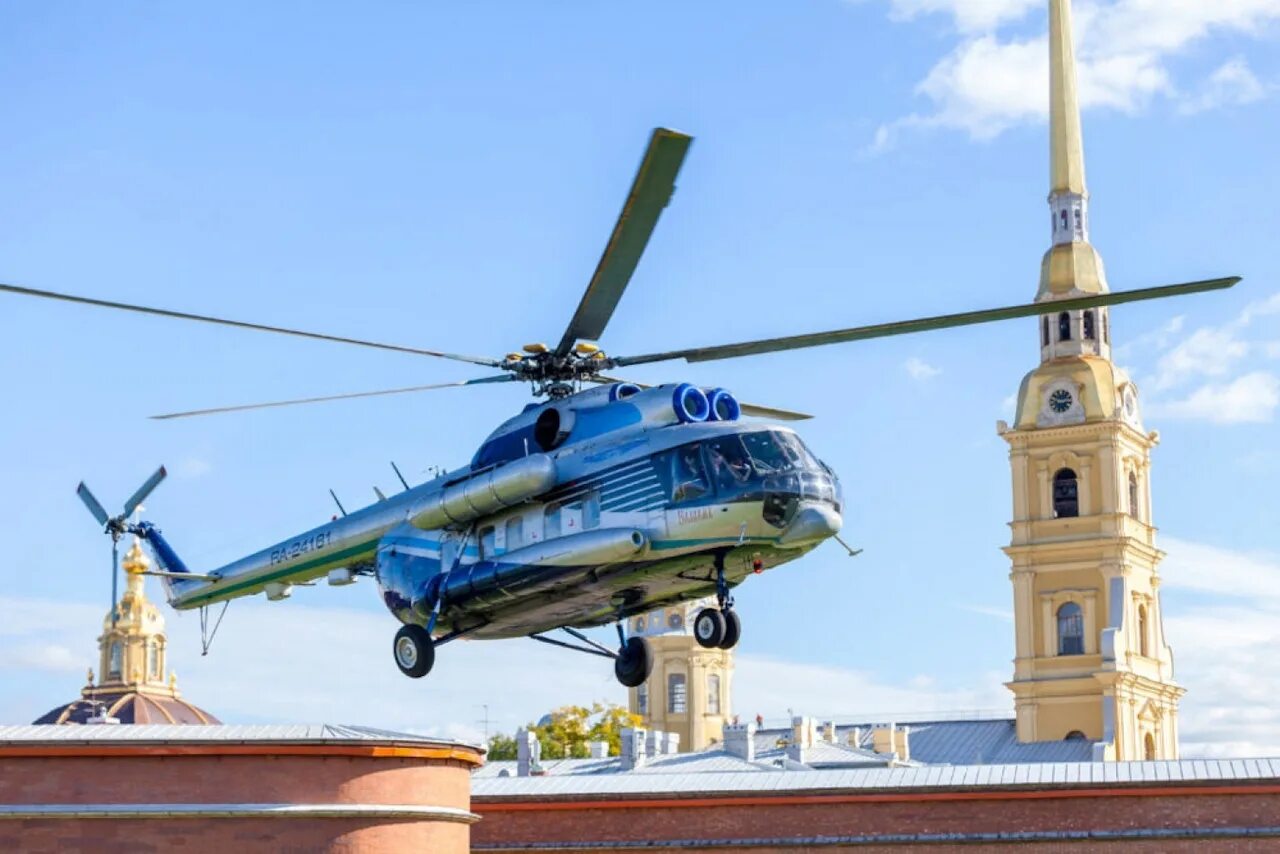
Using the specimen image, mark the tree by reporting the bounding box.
[486,702,642,760]
[486,732,517,760]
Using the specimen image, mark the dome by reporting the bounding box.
[33,692,218,725]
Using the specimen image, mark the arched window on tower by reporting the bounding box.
[1137,605,1149,657]
[1057,602,1084,655]
[1042,316,1050,347]
[108,641,122,678]
[707,673,721,715]
[1053,468,1079,518]
[1064,730,1087,741]
[147,642,159,680]
[1083,310,1096,340]
[668,673,687,714]
[1128,472,1140,521]
[1103,313,1110,343]
[1144,733,1157,761]
[1058,312,1072,341]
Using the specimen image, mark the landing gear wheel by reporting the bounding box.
[694,608,727,649]
[718,609,741,650]
[393,624,435,679]
[614,636,653,688]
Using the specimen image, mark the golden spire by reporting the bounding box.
[1036,0,1108,303]
[1049,0,1086,196]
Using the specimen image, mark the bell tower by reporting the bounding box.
[998,0,1184,761]
[625,598,733,752]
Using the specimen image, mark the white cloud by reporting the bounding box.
[904,357,942,380]
[866,0,1280,143]
[852,0,1040,33]
[734,655,1009,722]
[1159,371,1280,423]
[1160,537,1280,757]
[1153,326,1250,390]
[1179,57,1268,114]
[175,457,213,479]
[959,603,1015,621]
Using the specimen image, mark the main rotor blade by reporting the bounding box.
[555,128,693,357]
[614,277,1240,367]
[123,466,167,519]
[76,482,111,527]
[0,283,501,367]
[589,374,812,421]
[150,374,516,420]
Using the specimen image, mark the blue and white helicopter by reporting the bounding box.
[2,129,1236,687]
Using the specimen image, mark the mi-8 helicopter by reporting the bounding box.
[1,128,1236,688]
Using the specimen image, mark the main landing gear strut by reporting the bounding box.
[528,622,655,689]
[694,552,742,651]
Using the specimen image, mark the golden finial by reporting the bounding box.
[122,537,150,575]
[86,667,95,686]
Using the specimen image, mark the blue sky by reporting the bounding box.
[1,1,1278,755]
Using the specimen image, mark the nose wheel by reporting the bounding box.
[393,624,436,678]
[695,552,742,650]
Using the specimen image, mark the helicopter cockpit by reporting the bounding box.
[653,429,841,527]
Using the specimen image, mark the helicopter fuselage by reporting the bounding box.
[151,382,843,639]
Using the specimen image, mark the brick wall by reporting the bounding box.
[473,784,1280,850]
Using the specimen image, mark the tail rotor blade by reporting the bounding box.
[76,482,111,528]
[123,466,167,519]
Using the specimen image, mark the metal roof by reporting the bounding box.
[753,719,1094,765]
[0,723,477,749]
[473,757,1280,798]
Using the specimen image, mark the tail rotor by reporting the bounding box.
[76,466,167,625]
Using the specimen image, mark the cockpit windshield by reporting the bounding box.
[655,430,836,509]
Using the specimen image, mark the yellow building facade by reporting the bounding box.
[998,0,1183,761]
[626,598,733,752]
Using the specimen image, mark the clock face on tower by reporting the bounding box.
[1049,389,1074,413]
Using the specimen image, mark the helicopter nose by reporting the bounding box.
[778,504,842,548]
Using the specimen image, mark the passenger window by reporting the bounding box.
[583,491,601,529]
[441,539,457,570]
[479,526,496,559]
[505,516,524,552]
[544,503,561,540]
[705,437,754,492]
[670,446,710,503]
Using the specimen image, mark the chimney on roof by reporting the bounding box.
[787,716,817,764]
[847,727,864,749]
[516,728,542,777]
[823,721,839,744]
[619,727,647,771]
[870,723,910,762]
[723,722,756,761]
[588,740,609,759]
[663,732,680,755]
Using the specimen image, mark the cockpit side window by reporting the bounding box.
[704,436,754,492]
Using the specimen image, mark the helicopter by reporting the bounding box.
[1,128,1237,688]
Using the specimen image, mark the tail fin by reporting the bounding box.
[132,521,197,602]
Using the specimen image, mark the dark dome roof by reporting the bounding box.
[33,691,219,725]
